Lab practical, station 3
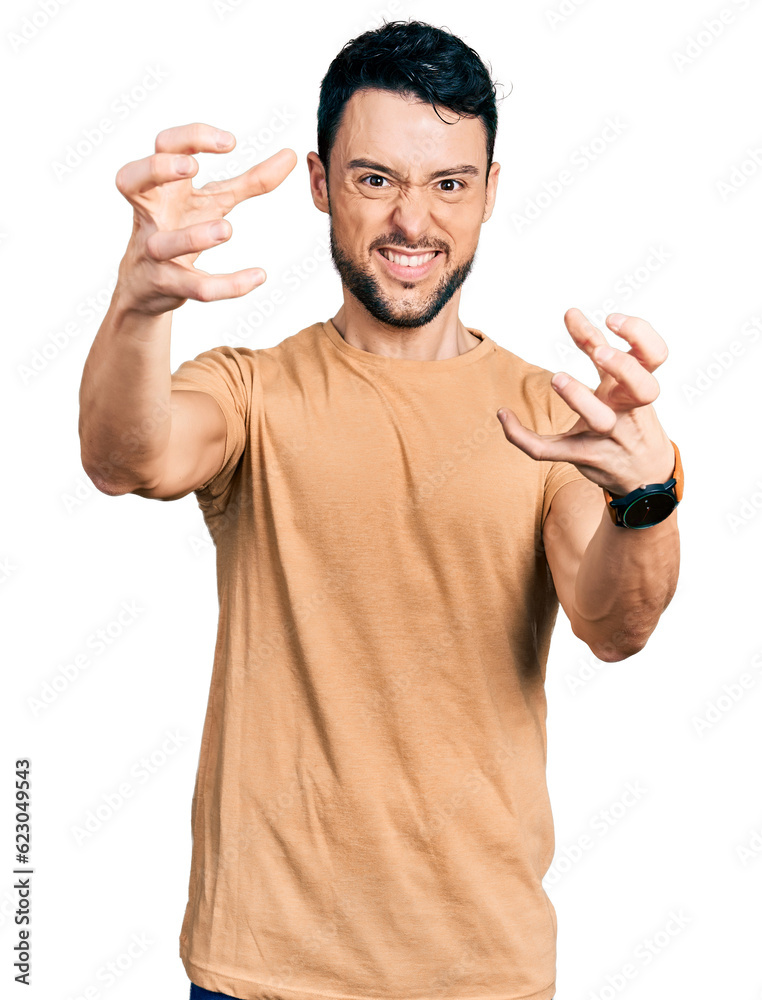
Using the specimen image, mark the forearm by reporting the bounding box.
[78,286,173,493]
[571,507,680,661]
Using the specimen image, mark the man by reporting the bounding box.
[78,19,681,1000]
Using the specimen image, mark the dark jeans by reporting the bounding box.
[190,986,244,999]
[190,983,237,1000]
[190,983,555,999]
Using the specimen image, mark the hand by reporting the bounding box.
[114,122,297,316]
[496,309,676,496]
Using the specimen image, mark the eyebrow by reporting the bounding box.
[346,158,480,181]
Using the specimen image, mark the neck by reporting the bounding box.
[331,297,480,361]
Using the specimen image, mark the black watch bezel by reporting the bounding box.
[608,479,679,528]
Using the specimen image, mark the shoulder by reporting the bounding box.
[197,322,325,377]
[487,338,578,433]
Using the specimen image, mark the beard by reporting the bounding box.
[328,217,477,330]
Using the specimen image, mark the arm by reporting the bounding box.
[542,477,680,661]
[497,308,682,661]
[78,121,296,497]
[78,293,228,499]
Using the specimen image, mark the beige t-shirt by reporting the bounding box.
[170,318,588,1000]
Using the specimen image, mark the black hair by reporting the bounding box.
[317,19,505,188]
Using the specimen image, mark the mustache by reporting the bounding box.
[370,238,449,254]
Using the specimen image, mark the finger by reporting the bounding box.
[496,407,579,463]
[156,262,266,303]
[550,373,617,434]
[592,343,661,405]
[605,313,669,372]
[145,219,231,262]
[155,122,236,155]
[563,307,614,374]
[115,152,198,198]
[199,148,298,208]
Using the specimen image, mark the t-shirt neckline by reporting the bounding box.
[321,318,493,372]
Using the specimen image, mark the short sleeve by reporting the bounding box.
[541,374,591,527]
[170,345,250,515]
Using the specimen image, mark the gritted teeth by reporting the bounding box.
[378,248,439,267]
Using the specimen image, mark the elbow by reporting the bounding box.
[86,473,133,497]
[81,447,161,497]
[590,641,644,663]
[574,620,649,663]
[82,464,140,497]
[589,631,649,663]
[573,603,659,663]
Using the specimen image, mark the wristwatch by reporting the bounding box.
[602,440,683,528]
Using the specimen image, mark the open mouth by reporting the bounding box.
[375,247,443,280]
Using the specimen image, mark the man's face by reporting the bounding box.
[309,88,500,329]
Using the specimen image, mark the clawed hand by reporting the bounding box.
[496,308,676,496]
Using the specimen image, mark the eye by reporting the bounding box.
[439,179,464,192]
[358,175,465,191]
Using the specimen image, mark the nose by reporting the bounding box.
[388,188,434,248]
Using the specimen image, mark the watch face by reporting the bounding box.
[623,491,677,528]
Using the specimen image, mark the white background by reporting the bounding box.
[3,0,761,998]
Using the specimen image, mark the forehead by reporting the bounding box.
[333,87,486,173]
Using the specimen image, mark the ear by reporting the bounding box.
[482,161,500,223]
[307,151,330,214]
